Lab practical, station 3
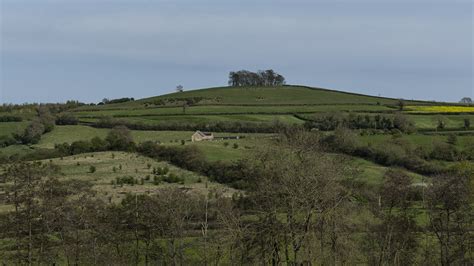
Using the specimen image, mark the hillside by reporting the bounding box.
[88,85,432,110]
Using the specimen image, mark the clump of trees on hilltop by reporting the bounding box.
[228,69,285,87]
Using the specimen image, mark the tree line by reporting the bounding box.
[228,69,286,87]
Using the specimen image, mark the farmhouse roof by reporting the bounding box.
[195,130,213,137]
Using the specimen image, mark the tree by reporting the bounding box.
[426,174,472,265]
[235,129,357,264]
[464,118,470,129]
[55,113,78,125]
[37,106,55,133]
[435,115,447,130]
[16,121,45,144]
[106,126,134,151]
[447,134,457,145]
[459,97,472,104]
[176,85,184,92]
[368,169,418,265]
[393,113,415,133]
[397,100,405,111]
[1,162,62,264]
[228,69,286,87]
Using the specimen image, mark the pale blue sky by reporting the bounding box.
[1,0,472,103]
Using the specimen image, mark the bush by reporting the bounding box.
[15,121,45,144]
[161,173,184,184]
[89,165,96,173]
[116,176,135,185]
[106,126,135,151]
[0,135,17,148]
[55,113,79,125]
[446,134,457,145]
[0,115,22,122]
[70,140,92,154]
[430,142,459,161]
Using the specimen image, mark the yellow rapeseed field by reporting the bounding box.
[407,105,474,113]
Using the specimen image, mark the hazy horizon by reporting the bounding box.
[1,0,473,104]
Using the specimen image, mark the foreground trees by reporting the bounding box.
[426,173,472,266]
[222,129,359,264]
[0,131,472,264]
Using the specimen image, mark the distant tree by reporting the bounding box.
[55,113,78,125]
[89,165,96,173]
[228,69,285,87]
[15,121,45,144]
[101,98,110,105]
[447,134,457,145]
[435,116,447,130]
[459,97,472,104]
[393,113,415,133]
[464,118,470,129]
[106,126,134,151]
[397,100,405,111]
[37,106,55,133]
[176,85,184,92]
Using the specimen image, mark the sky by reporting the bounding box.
[0,0,472,104]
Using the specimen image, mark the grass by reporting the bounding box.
[351,157,426,185]
[407,115,474,129]
[42,152,237,202]
[0,121,29,137]
[134,86,430,106]
[73,104,394,119]
[35,125,110,148]
[357,134,473,153]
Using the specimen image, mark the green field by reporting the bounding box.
[44,152,237,201]
[0,121,29,137]
[357,134,473,153]
[130,86,429,106]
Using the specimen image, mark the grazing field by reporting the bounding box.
[135,86,428,106]
[0,121,29,137]
[73,104,395,119]
[43,152,236,201]
[102,114,306,125]
[357,134,473,153]
[351,157,426,185]
[407,114,474,129]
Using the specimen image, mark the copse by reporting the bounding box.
[106,125,135,151]
[228,69,285,87]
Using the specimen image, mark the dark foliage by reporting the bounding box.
[228,69,285,87]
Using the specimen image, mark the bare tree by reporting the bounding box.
[426,173,472,266]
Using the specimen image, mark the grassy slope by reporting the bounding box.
[0,121,29,137]
[137,85,426,106]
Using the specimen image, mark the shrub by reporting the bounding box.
[55,113,79,125]
[0,115,22,122]
[430,142,459,161]
[70,140,92,154]
[106,126,135,151]
[447,134,457,145]
[89,165,96,173]
[15,121,45,144]
[116,176,135,185]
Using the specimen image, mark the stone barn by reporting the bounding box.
[191,131,214,142]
